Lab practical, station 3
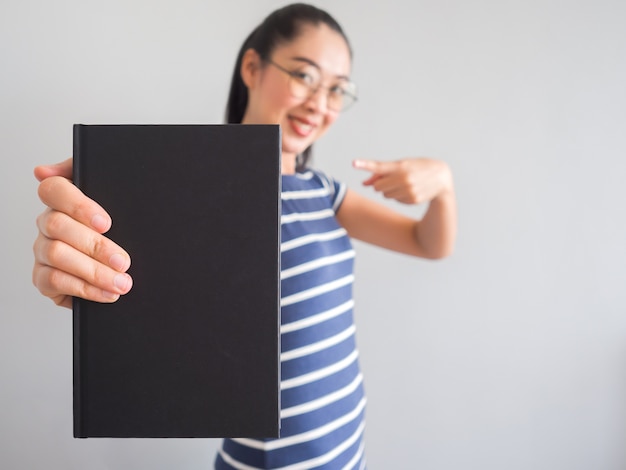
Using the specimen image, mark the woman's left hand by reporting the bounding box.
[353,157,454,205]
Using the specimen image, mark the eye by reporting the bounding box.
[291,68,318,87]
[329,85,347,97]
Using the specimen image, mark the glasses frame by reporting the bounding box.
[265,58,358,112]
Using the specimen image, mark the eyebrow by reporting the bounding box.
[289,56,350,81]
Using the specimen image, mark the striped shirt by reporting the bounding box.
[215,170,366,470]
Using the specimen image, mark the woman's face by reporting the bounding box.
[242,23,352,170]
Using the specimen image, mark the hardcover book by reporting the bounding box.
[72,124,281,438]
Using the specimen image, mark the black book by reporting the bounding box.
[72,124,281,438]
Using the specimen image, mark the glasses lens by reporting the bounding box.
[286,64,358,112]
[289,67,321,99]
[337,83,357,111]
[327,92,344,112]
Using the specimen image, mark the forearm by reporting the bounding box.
[346,157,458,259]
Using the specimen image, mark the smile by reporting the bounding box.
[288,116,317,137]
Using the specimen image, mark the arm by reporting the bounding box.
[33,158,133,308]
[336,158,457,259]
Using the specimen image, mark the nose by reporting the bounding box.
[304,85,330,113]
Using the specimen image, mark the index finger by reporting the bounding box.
[352,159,396,174]
[37,176,112,233]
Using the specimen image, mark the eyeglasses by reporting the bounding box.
[266,59,358,112]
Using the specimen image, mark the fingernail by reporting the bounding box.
[109,253,128,271]
[353,160,363,168]
[102,290,120,301]
[91,214,110,232]
[114,273,133,292]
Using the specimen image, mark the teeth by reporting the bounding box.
[291,117,313,134]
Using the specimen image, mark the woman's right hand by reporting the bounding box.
[32,158,133,308]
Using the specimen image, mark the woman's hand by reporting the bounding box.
[33,158,133,308]
[353,157,454,205]
[340,157,456,259]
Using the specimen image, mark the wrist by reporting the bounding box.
[436,162,455,196]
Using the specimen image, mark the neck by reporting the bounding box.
[241,112,296,175]
[241,107,296,175]
[281,152,297,174]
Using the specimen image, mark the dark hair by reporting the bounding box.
[225,3,351,171]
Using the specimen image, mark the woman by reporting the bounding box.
[33,3,456,469]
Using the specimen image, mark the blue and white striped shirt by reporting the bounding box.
[215,170,366,470]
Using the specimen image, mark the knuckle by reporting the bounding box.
[35,211,45,230]
[75,282,91,302]
[45,267,65,292]
[34,265,74,304]
[53,296,68,307]
[398,160,410,172]
[32,235,40,256]
[43,211,65,237]
[89,235,106,259]
[46,239,65,265]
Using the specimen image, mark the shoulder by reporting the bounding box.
[307,168,347,211]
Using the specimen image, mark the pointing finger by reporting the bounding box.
[353,159,396,174]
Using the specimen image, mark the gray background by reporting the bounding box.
[2,0,625,469]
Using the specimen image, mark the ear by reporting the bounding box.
[240,48,262,89]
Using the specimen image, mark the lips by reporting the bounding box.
[288,116,318,137]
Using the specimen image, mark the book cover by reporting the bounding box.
[72,124,281,438]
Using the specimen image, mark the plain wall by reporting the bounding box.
[2,0,625,469]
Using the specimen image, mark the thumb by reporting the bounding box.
[34,157,73,182]
[352,159,396,175]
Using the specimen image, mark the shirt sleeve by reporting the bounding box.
[313,169,347,213]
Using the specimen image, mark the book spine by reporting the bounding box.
[72,124,86,438]
[274,125,282,434]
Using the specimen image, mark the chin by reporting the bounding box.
[283,138,314,159]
